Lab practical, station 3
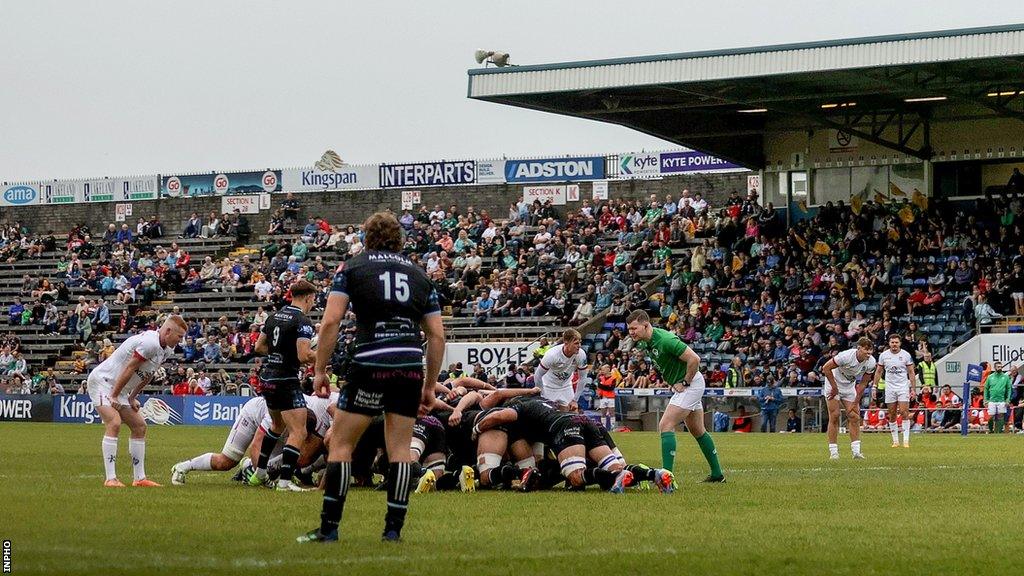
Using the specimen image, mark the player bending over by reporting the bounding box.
[88,315,185,487]
[822,337,877,460]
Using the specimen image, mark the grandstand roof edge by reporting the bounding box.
[467,22,1024,77]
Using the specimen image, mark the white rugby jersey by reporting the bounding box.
[539,344,588,391]
[831,348,877,386]
[877,349,914,389]
[260,393,336,439]
[89,331,174,390]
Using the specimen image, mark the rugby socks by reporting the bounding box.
[255,429,281,477]
[889,422,900,444]
[696,433,723,479]
[129,438,147,481]
[186,453,215,471]
[102,436,118,480]
[660,432,676,471]
[279,444,301,483]
[625,463,657,482]
[300,454,325,475]
[902,420,911,445]
[319,462,351,536]
[851,440,862,456]
[828,443,839,458]
[385,462,412,536]
[583,466,615,490]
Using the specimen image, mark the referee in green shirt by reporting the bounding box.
[626,310,725,483]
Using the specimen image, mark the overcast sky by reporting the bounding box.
[2,1,1022,182]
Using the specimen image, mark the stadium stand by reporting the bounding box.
[3,181,1019,435]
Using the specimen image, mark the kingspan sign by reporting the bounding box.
[504,157,605,183]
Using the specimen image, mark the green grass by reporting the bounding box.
[3,423,1022,575]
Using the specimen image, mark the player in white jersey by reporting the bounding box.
[170,397,269,485]
[873,334,917,448]
[87,315,186,487]
[251,393,336,486]
[534,329,588,411]
[820,337,877,460]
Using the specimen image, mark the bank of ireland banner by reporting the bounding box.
[1,183,42,206]
[379,160,476,188]
[659,150,743,173]
[162,170,282,197]
[505,156,605,183]
[183,395,250,426]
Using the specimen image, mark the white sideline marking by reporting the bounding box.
[24,545,679,570]
[724,463,1024,474]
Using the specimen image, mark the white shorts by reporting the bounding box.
[825,382,857,403]
[668,372,705,412]
[86,373,128,407]
[988,402,1007,416]
[885,387,910,404]
[222,414,260,461]
[541,385,575,406]
[596,397,615,409]
[1012,292,1024,300]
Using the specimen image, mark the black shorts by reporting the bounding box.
[339,362,423,418]
[260,377,307,411]
[412,416,447,456]
[583,420,612,451]
[550,415,587,454]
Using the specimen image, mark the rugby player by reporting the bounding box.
[88,315,185,487]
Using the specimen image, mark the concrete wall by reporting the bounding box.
[0,172,749,236]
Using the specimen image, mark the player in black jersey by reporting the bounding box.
[250,280,318,492]
[475,397,642,493]
[299,212,445,544]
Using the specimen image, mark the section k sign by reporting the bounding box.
[183,396,249,426]
[505,157,605,183]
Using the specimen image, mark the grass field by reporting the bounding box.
[3,423,1022,575]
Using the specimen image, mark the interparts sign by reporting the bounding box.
[505,157,605,183]
[1,183,41,206]
[380,161,476,188]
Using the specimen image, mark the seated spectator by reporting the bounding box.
[183,212,202,238]
[733,406,753,432]
[785,409,801,433]
[201,210,220,238]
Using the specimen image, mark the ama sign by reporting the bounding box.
[1,184,40,206]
